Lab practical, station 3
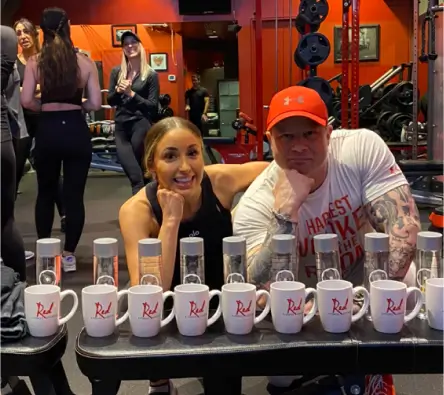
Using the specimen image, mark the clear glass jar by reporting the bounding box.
[93,238,118,286]
[138,238,162,286]
[223,236,247,283]
[36,238,62,286]
[314,234,341,282]
[180,237,205,284]
[271,234,297,282]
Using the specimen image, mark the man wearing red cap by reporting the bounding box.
[233,86,421,395]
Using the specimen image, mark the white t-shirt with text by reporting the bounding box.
[233,128,408,287]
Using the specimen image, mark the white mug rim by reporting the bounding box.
[129,284,162,294]
[371,279,406,291]
[174,283,209,293]
[222,282,255,292]
[82,284,117,295]
[270,281,305,291]
[317,279,352,291]
[426,277,444,287]
[25,284,60,295]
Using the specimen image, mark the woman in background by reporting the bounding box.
[21,7,101,272]
[14,18,66,234]
[107,31,160,195]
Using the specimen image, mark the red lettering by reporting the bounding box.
[189,300,206,317]
[386,298,404,314]
[341,195,352,210]
[333,216,356,239]
[332,298,349,314]
[235,300,252,316]
[335,199,346,216]
[286,298,303,315]
[352,206,365,231]
[36,302,54,319]
[329,202,338,219]
[343,238,352,251]
[315,217,325,233]
[306,218,316,236]
[142,302,159,318]
[321,211,331,228]
[299,237,309,257]
[94,302,112,318]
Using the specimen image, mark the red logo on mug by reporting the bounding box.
[385,298,404,315]
[331,298,349,315]
[94,302,112,318]
[189,300,205,317]
[142,302,159,318]
[235,300,252,316]
[36,302,54,318]
[286,298,303,315]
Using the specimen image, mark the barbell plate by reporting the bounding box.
[297,76,333,106]
[358,84,372,109]
[299,0,330,25]
[394,81,414,107]
[295,32,331,67]
[294,13,320,35]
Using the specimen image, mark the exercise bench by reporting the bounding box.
[203,136,237,164]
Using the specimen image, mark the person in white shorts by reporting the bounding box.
[232,86,421,395]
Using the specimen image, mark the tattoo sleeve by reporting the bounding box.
[247,213,297,290]
[365,184,421,280]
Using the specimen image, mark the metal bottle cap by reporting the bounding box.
[36,238,61,257]
[93,238,118,257]
[223,236,246,256]
[271,234,295,254]
[180,237,204,256]
[417,231,443,251]
[138,238,162,257]
[314,234,338,253]
[365,233,389,252]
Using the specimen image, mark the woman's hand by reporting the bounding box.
[116,79,131,94]
[157,189,184,223]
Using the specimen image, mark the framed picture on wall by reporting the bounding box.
[111,24,137,47]
[149,53,168,72]
[333,24,380,63]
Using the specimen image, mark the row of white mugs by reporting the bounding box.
[25,271,444,338]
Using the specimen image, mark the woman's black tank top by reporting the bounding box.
[145,172,233,290]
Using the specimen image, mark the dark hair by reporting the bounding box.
[13,18,41,52]
[38,7,79,100]
[143,117,202,175]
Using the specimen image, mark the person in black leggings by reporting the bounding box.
[14,18,66,232]
[1,25,26,280]
[107,31,160,195]
[21,7,102,272]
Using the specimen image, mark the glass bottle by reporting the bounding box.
[364,233,389,321]
[271,234,297,282]
[36,238,62,286]
[180,237,205,284]
[314,234,341,282]
[416,231,443,320]
[93,238,118,286]
[138,238,162,286]
[223,236,247,283]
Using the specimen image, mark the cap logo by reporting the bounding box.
[283,96,304,106]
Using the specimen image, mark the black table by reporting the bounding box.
[1,324,73,395]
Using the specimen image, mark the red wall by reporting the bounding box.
[16,0,420,124]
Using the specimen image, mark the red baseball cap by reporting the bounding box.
[266,86,329,130]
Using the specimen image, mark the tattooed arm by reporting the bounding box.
[365,184,421,280]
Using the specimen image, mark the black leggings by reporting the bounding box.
[115,118,151,195]
[34,110,91,253]
[1,139,26,280]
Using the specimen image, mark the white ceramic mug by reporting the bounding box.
[128,285,175,337]
[424,277,443,331]
[25,285,78,337]
[370,279,423,334]
[173,283,221,336]
[270,281,317,334]
[82,285,129,337]
[221,282,271,335]
[317,279,369,333]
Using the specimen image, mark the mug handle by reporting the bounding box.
[321,268,341,281]
[161,291,175,327]
[369,269,388,283]
[140,274,160,286]
[404,287,424,323]
[226,273,245,283]
[58,290,79,325]
[183,274,201,284]
[207,290,222,326]
[116,290,129,326]
[351,286,370,322]
[416,268,432,292]
[303,288,317,324]
[275,270,295,282]
[254,290,271,324]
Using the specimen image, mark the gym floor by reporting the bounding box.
[15,171,443,395]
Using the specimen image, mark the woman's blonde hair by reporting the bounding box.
[118,44,153,84]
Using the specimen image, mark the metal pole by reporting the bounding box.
[350,0,360,129]
[289,0,293,86]
[275,0,279,92]
[255,0,264,161]
[426,0,437,158]
[411,0,419,159]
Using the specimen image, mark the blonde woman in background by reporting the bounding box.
[107,31,160,195]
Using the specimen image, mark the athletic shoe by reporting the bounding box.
[62,255,77,272]
[25,251,35,260]
[365,375,396,395]
[148,380,177,394]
